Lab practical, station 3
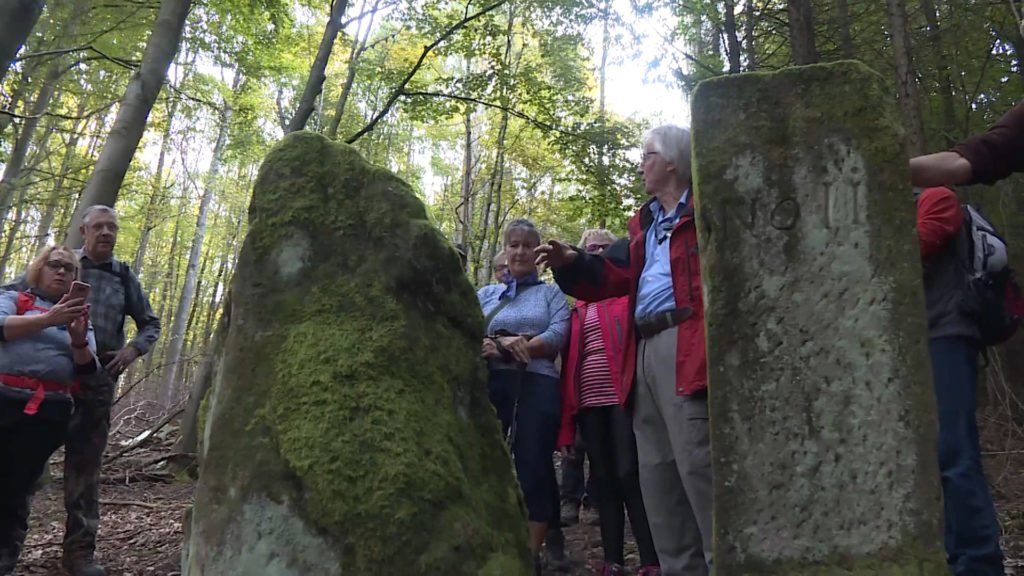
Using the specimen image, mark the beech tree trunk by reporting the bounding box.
[744,0,758,71]
[723,0,742,73]
[836,0,855,58]
[918,0,957,145]
[66,0,192,247]
[286,0,349,133]
[885,0,926,155]
[788,0,819,65]
[0,0,45,85]
[0,71,58,224]
[159,75,236,407]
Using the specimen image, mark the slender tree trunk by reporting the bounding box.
[0,185,30,278]
[486,110,508,281]
[171,293,230,465]
[148,205,183,402]
[35,111,86,253]
[66,0,192,247]
[744,0,758,70]
[723,0,742,73]
[0,61,64,225]
[885,0,925,155]
[287,0,350,133]
[184,212,216,340]
[455,59,474,250]
[0,60,40,138]
[482,8,515,283]
[836,0,855,58]
[788,0,819,65]
[918,0,957,145]
[599,0,610,112]
[159,76,235,407]
[134,96,181,276]
[0,0,45,85]
[327,0,380,139]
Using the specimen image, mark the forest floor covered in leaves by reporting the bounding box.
[11,384,1024,576]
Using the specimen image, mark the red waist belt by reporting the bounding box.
[0,374,80,415]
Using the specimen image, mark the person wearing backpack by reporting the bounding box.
[3,205,161,576]
[0,245,98,576]
[916,186,1006,576]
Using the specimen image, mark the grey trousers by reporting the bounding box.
[633,326,713,576]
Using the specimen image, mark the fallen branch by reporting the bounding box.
[103,406,185,465]
[99,499,166,509]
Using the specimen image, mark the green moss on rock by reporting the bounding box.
[184,131,531,575]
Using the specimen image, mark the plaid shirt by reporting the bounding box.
[3,252,161,356]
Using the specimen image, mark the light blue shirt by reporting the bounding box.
[477,281,570,378]
[635,190,690,319]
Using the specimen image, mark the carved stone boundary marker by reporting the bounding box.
[692,61,946,575]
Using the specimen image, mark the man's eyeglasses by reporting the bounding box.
[585,243,610,254]
[44,260,76,273]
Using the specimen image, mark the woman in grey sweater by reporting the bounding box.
[479,218,570,574]
[0,245,98,576]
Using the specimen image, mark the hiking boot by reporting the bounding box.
[601,563,626,576]
[559,500,580,526]
[544,539,570,572]
[62,554,106,576]
[637,566,662,576]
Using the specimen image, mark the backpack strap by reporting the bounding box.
[112,259,132,328]
[15,292,46,316]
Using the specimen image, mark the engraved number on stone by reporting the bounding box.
[770,198,800,231]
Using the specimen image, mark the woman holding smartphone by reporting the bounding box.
[0,245,98,576]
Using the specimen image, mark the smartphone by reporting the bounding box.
[68,280,91,302]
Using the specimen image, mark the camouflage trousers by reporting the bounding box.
[0,396,73,575]
[61,372,114,565]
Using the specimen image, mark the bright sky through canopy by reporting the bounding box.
[595,0,690,130]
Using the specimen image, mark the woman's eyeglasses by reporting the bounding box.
[585,243,610,254]
[45,260,76,273]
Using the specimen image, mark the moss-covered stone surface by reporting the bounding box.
[691,62,946,574]
[182,131,531,576]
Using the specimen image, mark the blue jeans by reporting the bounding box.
[929,337,1004,576]
[488,369,561,523]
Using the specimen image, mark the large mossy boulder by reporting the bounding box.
[183,131,531,576]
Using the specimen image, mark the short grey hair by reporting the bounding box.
[579,228,617,247]
[644,125,692,180]
[502,218,541,247]
[81,205,118,226]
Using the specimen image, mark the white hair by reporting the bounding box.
[81,205,118,226]
[644,125,692,180]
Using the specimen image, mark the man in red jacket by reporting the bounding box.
[916,186,1005,576]
[537,125,711,576]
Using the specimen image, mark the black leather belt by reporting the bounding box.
[636,307,693,339]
